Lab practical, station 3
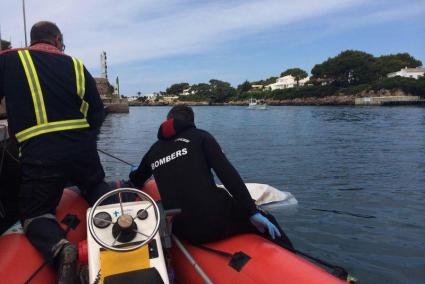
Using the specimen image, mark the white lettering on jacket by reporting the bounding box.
[175,138,190,143]
[151,148,188,170]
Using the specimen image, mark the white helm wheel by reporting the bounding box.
[88,188,160,252]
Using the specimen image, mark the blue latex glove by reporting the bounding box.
[250,213,281,239]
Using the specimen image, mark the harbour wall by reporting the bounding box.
[103,98,129,113]
[355,96,421,105]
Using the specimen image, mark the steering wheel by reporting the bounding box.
[88,188,160,252]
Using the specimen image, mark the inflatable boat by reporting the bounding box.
[0,181,346,284]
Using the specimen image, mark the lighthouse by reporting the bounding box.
[100,51,108,79]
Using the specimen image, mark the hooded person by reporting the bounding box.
[129,105,294,247]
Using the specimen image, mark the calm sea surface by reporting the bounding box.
[98,106,425,284]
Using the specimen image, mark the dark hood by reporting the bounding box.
[157,118,195,140]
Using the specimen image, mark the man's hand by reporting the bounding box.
[250,213,281,239]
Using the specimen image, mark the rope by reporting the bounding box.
[195,244,233,258]
[23,261,50,284]
[97,148,135,167]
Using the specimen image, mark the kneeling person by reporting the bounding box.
[130,105,290,245]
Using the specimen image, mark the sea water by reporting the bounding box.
[98,106,425,284]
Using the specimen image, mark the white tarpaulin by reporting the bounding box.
[218,183,297,208]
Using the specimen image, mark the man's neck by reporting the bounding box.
[29,43,63,54]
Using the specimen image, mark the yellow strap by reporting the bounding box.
[18,50,48,125]
[15,118,89,143]
[80,101,89,117]
[72,57,89,117]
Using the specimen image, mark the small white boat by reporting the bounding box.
[247,98,267,110]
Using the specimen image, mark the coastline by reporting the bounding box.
[129,89,423,107]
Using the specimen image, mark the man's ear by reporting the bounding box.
[55,35,64,51]
[54,36,60,48]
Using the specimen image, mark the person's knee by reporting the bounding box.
[24,214,62,235]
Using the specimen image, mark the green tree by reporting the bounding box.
[251,76,277,87]
[190,83,211,98]
[209,79,236,103]
[280,68,308,86]
[237,81,252,94]
[374,53,422,78]
[166,82,190,96]
[311,50,378,86]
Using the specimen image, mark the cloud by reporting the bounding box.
[2,0,364,66]
[1,0,423,93]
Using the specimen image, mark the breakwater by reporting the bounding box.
[103,98,129,113]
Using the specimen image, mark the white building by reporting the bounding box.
[180,88,194,96]
[266,75,310,91]
[387,67,425,79]
[146,93,160,102]
[126,96,140,102]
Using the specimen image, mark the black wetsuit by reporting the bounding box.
[130,119,260,243]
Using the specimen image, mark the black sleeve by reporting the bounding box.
[84,67,105,132]
[129,150,153,188]
[202,132,258,217]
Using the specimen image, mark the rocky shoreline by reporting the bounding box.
[129,89,420,107]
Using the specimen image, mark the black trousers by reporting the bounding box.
[19,152,110,263]
[173,197,294,251]
[0,138,20,235]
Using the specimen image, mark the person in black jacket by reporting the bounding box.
[0,21,109,283]
[130,105,294,246]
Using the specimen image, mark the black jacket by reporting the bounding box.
[130,119,258,226]
[0,44,104,161]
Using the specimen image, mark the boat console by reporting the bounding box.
[86,188,169,284]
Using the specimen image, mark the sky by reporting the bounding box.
[1,0,424,95]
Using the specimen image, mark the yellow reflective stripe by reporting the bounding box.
[18,51,39,123]
[72,57,89,117]
[16,118,88,136]
[15,119,89,143]
[72,57,81,98]
[18,50,48,125]
[25,51,48,123]
[80,101,89,117]
[78,59,86,98]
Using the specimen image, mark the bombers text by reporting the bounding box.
[151,148,188,170]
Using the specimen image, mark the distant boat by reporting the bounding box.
[247,98,267,110]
